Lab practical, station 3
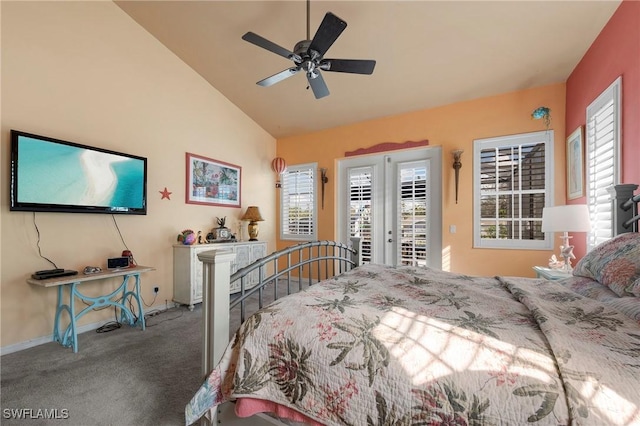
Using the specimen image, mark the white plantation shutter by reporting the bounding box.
[473,131,553,249]
[348,167,373,263]
[586,77,621,249]
[398,162,428,267]
[338,148,442,267]
[280,163,317,240]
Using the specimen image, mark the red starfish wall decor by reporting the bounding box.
[160,187,172,200]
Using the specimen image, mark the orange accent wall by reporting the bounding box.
[277,83,567,277]
[566,0,639,259]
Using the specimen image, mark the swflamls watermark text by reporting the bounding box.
[3,408,69,420]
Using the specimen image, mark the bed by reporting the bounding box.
[186,184,640,425]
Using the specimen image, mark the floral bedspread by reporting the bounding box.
[186,264,640,425]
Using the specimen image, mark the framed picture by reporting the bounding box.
[185,152,241,207]
[566,126,584,200]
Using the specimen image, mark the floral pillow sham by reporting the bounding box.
[573,232,640,297]
[558,276,640,321]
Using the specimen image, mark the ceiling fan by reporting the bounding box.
[241,1,376,99]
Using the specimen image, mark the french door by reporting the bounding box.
[337,147,442,268]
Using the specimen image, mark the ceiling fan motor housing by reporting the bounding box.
[293,40,313,58]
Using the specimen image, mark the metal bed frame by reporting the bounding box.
[197,237,362,382]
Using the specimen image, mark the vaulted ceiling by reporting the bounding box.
[115,1,620,139]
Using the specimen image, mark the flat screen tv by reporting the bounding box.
[10,130,147,215]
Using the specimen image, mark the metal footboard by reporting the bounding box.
[197,237,362,407]
[230,237,362,324]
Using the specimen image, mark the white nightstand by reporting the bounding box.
[532,266,572,281]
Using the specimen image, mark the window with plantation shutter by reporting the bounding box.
[473,131,553,249]
[348,167,373,263]
[586,77,621,250]
[280,163,317,241]
[398,162,428,267]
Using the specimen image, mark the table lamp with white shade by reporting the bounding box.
[542,205,591,272]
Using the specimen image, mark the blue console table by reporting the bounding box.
[27,265,155,352]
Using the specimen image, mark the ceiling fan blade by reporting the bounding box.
[242,32,302,62]
[320,59,376,75]
[257,67,301,87]
[309,12,347,57]
[307,71,329,99]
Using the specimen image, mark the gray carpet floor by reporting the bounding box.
[1,305,209,426]
[1,281,297,426]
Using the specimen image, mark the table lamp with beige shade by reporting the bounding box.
[241,206,264,241]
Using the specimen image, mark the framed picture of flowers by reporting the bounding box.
[185,152,241,207]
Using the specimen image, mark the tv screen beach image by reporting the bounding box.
[16,136,145,209]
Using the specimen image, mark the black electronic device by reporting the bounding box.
[107,256,130,270]
[31,270,78,280]
[10,130,147,215]
[34,268,64,276]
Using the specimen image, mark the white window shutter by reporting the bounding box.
[473,131,553,250]
[348,167,373,263]
[280,163,317,241]
[586,77,621,250]
[398,162,428,266]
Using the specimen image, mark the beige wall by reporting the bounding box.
[277,83,567,277]
[1,2,276,350]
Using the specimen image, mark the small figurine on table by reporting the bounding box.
[548,254,565,269]
[177,229,196,245]
[213,217,232,241]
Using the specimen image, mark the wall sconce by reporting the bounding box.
[271,157,287,188]
[241,206,264,241]
[452,150,463,204]
[320,168,329,209]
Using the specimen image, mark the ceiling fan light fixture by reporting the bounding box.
[302,59,316,73]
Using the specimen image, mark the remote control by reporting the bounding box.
[34,268,64,276]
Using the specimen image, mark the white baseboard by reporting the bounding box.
[0,320,104,356]
[0,303,177,356]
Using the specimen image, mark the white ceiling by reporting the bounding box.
[115,1,620,139]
